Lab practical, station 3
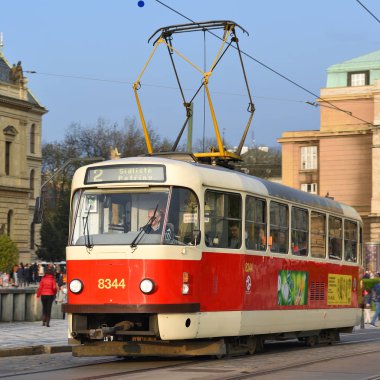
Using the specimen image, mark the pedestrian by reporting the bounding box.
[31,262,38,284]
[363,289,371,324]
[55,282,67,319]
[23,264,30,287]
[36,268,57,327]
[37,263,44,282]
[17,263,25,287]
[370,282,380,327]
[1,271,10,287]
[11,264,19,287]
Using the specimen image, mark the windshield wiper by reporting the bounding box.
[83,205,93,251]
[130,204,158,251]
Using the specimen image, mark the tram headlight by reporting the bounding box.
[140,278,155,294]
[69,279,83,294]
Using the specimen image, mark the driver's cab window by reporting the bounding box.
[70,187,199,246]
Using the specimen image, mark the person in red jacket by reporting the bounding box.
[36,268,57,327]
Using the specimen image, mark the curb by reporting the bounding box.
[0,345,72,358]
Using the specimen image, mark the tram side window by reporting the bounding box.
[328,216,342,260]
[246,196,266,251]
[270,202,289,254]
[205,190,242,249]
[310,211,326,258]
[344,220,357,262]
[291,207,308,256]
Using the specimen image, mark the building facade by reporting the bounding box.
[278,50,380,265]
[0,52,47,263]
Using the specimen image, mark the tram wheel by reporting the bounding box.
[255,336,264,353]
[305,335,318,347]
[247,336,257,355]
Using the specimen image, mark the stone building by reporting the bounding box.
[278,50,380,269]
[0,51,47,263]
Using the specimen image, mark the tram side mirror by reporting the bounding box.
[33,196,43,224]
[192,229,201,245]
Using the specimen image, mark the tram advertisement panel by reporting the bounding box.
[277,270,308,306]
[327,274,352,305]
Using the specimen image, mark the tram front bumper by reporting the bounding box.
[72,338,226,357]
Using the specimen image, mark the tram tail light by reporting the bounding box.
[182,272,190,295]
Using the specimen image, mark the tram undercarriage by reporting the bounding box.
[68,312,351,357]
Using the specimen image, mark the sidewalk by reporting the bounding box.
[0,319,71,357]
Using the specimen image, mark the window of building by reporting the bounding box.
[291,207,308,256]
[329,216,342,260]
[301,183,318,194]
[344,220,357,262]
[5,141,11,175]
[205,190,242,249]
[30,170,35,198]
[270,202,289,254]
[30,223,35,250]
[30,124,36,154]
[246,196,267,251]
[310,211,326,258]
[7,210,13,236]
[300,146,317,170]
[348,71,369,87]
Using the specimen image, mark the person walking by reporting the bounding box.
[30,262,38,284]
[36,268,57,327]
[363,289,371,324]
[370,282,380,327]
[24,264,31,287]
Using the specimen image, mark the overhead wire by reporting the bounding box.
[25,1,378,126]
[153,0,376,127]
[24,70,307,103]
[356,0,380,24]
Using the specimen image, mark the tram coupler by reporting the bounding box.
[88,325,116,340]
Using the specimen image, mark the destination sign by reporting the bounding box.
[85,165,166,184]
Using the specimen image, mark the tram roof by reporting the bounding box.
[76,156,360,220]
[192,161,357,219]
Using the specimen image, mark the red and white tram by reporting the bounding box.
[65,154,363,357]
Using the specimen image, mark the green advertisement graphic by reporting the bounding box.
[277,270,308,306]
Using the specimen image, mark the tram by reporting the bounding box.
[62,20,363,356]
[64,154,363,357]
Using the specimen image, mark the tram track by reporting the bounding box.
[70,344,380,380]
[211,347,380,380]
[2,333,380,379]
[72,336,380,380]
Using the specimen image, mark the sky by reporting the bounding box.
[1,0,379,149]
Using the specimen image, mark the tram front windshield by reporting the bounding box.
[70,187,200,246]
